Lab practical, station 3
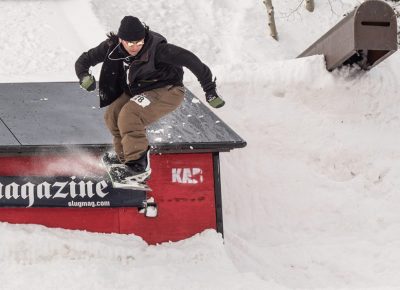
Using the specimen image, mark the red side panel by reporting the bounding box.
[0,153,216,244]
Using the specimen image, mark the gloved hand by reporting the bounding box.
[79,74,96,92]
[206,90,225,108]
[204,77,225,108]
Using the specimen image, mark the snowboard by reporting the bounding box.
[101,153,152,191]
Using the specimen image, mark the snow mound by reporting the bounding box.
[0,223,285,290]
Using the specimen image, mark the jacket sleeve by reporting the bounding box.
[155,43,215,93]
[75,39,110,80]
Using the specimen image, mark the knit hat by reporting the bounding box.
[117,16,145,41]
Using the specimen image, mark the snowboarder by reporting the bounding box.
[75,16,224,183]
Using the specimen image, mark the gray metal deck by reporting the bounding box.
[0,82,246,154]
[0,121,18,146]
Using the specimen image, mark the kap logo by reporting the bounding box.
[172,168,204,184]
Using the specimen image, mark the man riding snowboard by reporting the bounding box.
[75,16,224,183]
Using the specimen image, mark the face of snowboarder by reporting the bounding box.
[120,38,145,56]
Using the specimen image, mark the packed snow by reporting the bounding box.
[1,0,400,289]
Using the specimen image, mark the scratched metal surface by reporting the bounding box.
[0,119,18,145]
[0,82,245,152]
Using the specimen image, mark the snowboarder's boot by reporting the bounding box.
[102,150,151,190]
[124,146,151,183]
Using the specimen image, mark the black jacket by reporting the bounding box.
[75,30,215,107]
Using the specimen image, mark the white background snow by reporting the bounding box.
[1,0,400,289]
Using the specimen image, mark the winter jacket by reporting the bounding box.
[75,30,215,108]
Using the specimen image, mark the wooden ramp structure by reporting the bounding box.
[298,0,398,71]
[0,82,246,244]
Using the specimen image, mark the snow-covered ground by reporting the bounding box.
[1,0,400,289]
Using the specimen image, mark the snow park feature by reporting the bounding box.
[298,0,398,71]
[0,82,246,245]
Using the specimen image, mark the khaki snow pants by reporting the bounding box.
[104,85,185,163]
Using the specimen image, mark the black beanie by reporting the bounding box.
[117,16,145,41]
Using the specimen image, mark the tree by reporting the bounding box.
[306,0,315,12]
[264,0,315,41]
[263,0,278,40]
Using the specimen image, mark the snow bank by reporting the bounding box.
[0,223,283,290]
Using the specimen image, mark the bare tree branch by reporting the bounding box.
[305,0,315,12]
[263,0,278,40]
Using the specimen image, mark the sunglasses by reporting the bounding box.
[123,39,145,47]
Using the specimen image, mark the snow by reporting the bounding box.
[1,223,279,290]
[1,0,400,289]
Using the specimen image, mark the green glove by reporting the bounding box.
[206,92,225,108]
[80,75,96,92]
